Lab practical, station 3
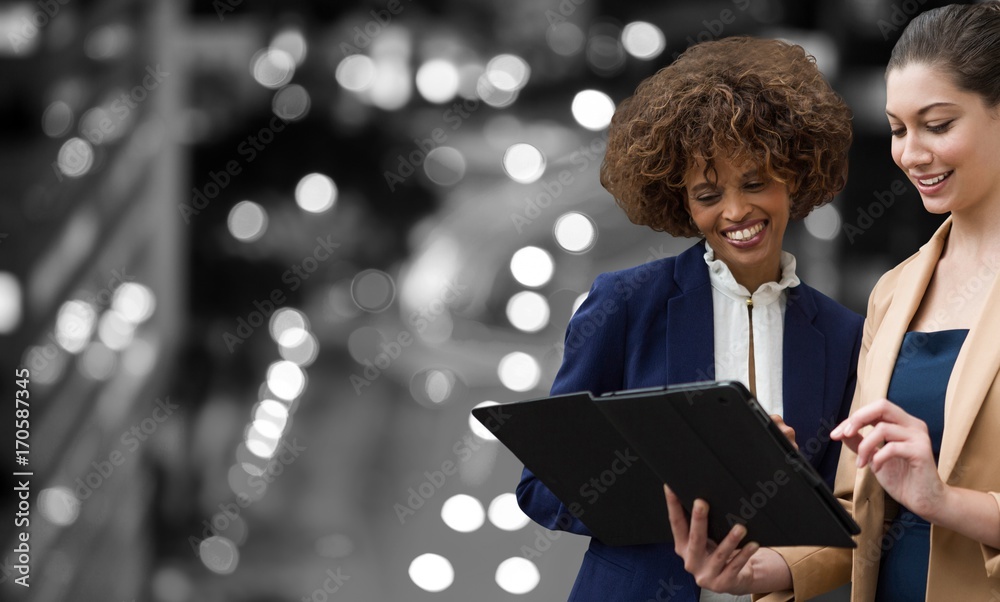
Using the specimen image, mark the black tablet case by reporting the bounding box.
[473,381,859,548]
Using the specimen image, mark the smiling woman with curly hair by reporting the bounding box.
[602,36,852,238]
[516,36,863,602]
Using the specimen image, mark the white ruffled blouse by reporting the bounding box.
[704,242,800,422]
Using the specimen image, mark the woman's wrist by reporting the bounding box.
[919,482,957,525]
[747,547,793,593]
[924,486,1000,549]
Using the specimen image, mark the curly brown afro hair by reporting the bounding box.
[600,36,852,238]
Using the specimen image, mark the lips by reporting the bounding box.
[917,172,951,185]
[724,222,764,241]
[913,170,953,193]
[721,220,767,247]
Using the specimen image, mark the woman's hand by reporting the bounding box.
[770,414,798,450]
[830,398,947,520]
[664,486,792,594]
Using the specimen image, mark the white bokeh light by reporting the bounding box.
[254,399,289,431]
[42,101,73,138]
[269,308,308,346]
[351,269,396,312]
[0,272,22,334]
[469,401,500,441]
[502,143,546,184]
[336,55,377,92]
[251,48,295,89]
[498,351,540,392]
[485,54,530,92]
[571,90,616,131]
[39,487,80,526]
[56,300,97,354]
[622,21,666,59]
[477,74,519,108]
[267,360,306,400]
[97,310,135,351]
[272,84,311,122]
[425,369,454,404]
[199,536,239,575]
[370,59,412,110]
[246,421,280,458]
[277,327,308,348]
[804,204,842,241]
[416,59,460,104]
[408,553,454,593]
[227,201,268,242]
[488,493,531,531]
[440,494,486,533]
[112,282,155,324]
[57,137,94,178]
[251,416,283,439]
[554,211,597,253]
[506,291,550,333]
[547,22,585,57]
[424,146,466,186]
[510,246,554,288]
[271,28,307,65]
[295,173,337,213]
[495,557,540,594]
[279,330,319,367]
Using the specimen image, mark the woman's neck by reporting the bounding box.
[947,200,1000,261]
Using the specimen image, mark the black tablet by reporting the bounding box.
[474,380,859,548]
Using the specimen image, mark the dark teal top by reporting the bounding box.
[875,329,968,602]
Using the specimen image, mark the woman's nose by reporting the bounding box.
[721,192,753,223]
[899,134,933,170]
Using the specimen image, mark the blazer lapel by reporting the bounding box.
[863,219,951,408]
[781,285,825,455]
[939,244,1000,482]
[665,243,715,384]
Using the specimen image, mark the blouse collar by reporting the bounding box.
[703,241,800,306]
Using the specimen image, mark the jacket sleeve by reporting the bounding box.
[515,272,628,537]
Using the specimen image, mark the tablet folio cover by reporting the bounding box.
[473,381,859,548]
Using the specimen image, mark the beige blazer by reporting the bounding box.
[759,217,1000,601]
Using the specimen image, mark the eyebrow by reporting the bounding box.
[885,101,958,119]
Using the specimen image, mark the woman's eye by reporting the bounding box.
[927,120,954,133]
[744,181,765,190]
[694,194,719,203]
[889,127,905,137]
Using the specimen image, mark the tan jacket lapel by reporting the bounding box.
[939,237,1000,482]
[864,219,951,409]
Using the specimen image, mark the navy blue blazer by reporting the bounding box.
[516,241,863,602]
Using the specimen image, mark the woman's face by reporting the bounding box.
[684,157,790,291]
[886,63,1000,216]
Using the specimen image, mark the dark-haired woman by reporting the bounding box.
[668,3,1000,601]
[515,35,863,602]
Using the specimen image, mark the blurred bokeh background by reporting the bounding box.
[0,0,967,600]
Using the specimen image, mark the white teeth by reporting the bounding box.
[919,172,951,186]
[725,222,763,241]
